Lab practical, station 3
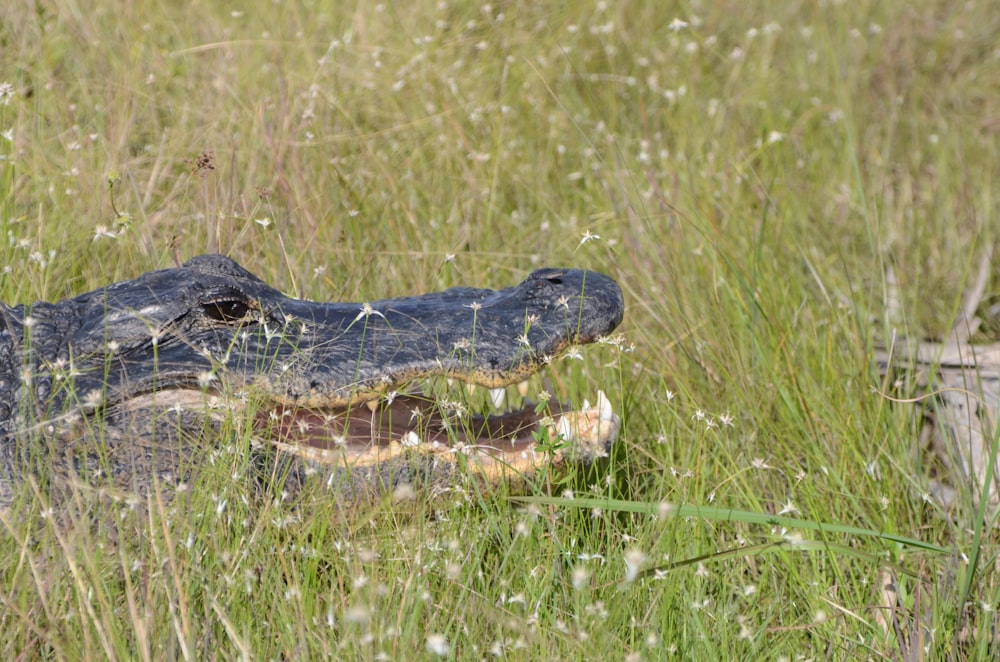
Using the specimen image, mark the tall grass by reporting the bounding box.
[2,0,999,658]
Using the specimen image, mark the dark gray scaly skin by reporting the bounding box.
[0,255,624,509]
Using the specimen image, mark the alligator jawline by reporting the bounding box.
[100,376,617,487]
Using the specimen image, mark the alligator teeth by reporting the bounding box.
[548,390,620,453]
[556,415,573,440]
[489,388,505,409]
[596,390,614,422]
[365,399,379,412]
[466,382,477,396]
[517,380,530,397]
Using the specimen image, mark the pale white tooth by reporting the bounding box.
[596,390,614,422]
[466,382,477,395]
[517,380,530,397]
[365,399,379,412]
[489,388,505,409]
[556,415,572,440]
[446,378,455,387]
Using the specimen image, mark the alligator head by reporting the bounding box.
[0,254,625,506]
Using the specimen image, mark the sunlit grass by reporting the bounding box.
[2,0,1000,658]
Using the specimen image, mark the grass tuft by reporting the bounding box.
[3,0,1000,657]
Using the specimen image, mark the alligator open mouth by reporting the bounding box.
[260,386,620,484]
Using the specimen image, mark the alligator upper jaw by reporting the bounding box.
[244,265,626,409]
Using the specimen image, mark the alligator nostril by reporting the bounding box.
[535,273,563,286]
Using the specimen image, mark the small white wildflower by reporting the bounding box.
[737,615,753,640]
[425,634,450,657]
[392,483,415,501]
[344,605,369,625]
[623,549,647,584]
[577,552,605,563]
[778,500,798,515]
[668,18,688,31]
[354,302,385,322]
[783,531,805,545]
[579,229,600,246]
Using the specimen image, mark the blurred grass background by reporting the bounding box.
[2,0,999,658]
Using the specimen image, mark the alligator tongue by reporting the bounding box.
[258,394,554,452]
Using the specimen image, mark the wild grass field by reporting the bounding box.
[2,0,999,659]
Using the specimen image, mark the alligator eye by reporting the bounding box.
[203,300,252,323]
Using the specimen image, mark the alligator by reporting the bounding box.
[0,255,625,511]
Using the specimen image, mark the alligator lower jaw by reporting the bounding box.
[254,390,620,480]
